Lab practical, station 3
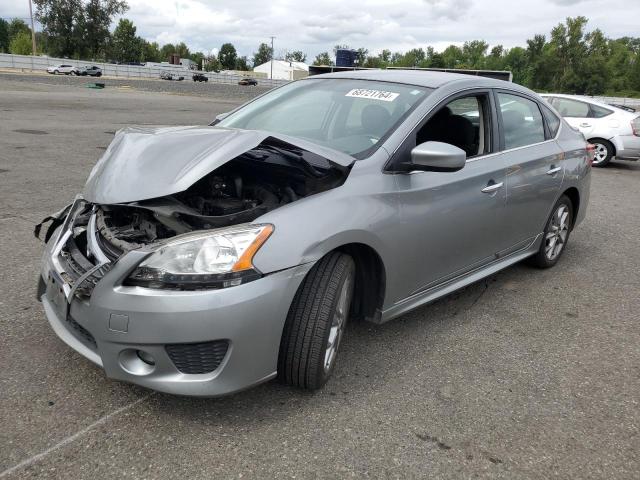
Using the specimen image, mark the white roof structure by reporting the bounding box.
[253,60,309,80]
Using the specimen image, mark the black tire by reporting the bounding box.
[96,72,102,77]
[278,252,355,390]
[54,70,59,74]
[589,138,614,167]
[528,195,573,268]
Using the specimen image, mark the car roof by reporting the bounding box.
[305,69,516,90]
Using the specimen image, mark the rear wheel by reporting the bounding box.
[278,252,355,390]
[589,138,614,167]
[528,195,573,268]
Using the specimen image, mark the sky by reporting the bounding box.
[1,0,638,61]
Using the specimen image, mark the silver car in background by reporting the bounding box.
[37,71,591,396]
[542,93,640,166]
[46,64,78,75]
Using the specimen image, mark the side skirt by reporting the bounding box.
[377,233,542,324]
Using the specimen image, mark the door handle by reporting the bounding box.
[481,181,503,193]
[579,123,591,128]
[546,166,562,175]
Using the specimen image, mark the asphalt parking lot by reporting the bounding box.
[1,73,639,479]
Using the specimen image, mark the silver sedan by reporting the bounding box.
[37,71,591,396]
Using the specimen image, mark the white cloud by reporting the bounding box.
[1,0,638,60]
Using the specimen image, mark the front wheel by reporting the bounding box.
[528,195,573,268]
[589,138,614,167]
[278,252,355,390]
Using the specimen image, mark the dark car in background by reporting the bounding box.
[79,66,102,77]
[192,73,208,82]
[238,77,258,86]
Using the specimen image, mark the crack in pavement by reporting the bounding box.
[0,393,155,478]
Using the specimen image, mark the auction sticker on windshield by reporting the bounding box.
[346,89,399,102]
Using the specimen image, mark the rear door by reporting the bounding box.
[550,97,594,138]
[497,91,564,250]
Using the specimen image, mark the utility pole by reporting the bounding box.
[270,36,275,79]
[28,0,37,55]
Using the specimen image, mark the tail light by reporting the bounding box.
[632,116,640,137]
[586,143,596,166]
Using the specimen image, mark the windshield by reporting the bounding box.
[218,79,431,158]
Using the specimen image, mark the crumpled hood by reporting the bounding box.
[83,126,354,204]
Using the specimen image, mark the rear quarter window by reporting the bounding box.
[589,104,614,118]
[541,104,561,138]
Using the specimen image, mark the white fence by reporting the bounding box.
[0,53,289,88]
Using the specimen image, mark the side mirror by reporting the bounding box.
[211,112,230,125]
[408,141,466,172]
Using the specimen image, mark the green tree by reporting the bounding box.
[503,46,528,85]
[8,19,30,40]
[9,31,33,55]
[441,45,464,68]
[84,0,128,59]
[190,51,205,69]
[354,47,368,65]
[33,0,86,57]
[333,44,349,55]
[363,49,391,68]
[629,52,640,91]
[235,55,249,71]
[110,18,141,62]
[174,41,190,58]
[607,38,637,91]
[285,50,306,62]
[218,42,237,70]
[204,54,221,72]
[252,42,272,67]
[313,51,333,66]
[160,43,175,61]
[141,40,161,62]
[0,19,9,52]
[430,52,445,68]
[462,40,488,68]
[485,45,505,71]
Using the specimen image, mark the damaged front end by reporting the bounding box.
[38,127,352,297]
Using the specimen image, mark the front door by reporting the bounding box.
[388,91,509,299]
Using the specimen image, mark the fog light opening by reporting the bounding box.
[136,350,155,366]
[118,349,155,375]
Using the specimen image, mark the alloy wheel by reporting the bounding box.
[592,143,608,165]
[545,204,570,261]
[323,273,352,373]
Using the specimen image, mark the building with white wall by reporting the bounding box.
[253,60,308,80]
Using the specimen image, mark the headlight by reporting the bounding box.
[126,224,273,290]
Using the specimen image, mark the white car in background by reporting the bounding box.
[542,94,640,167]
[46,64,79,75]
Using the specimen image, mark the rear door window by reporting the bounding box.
[554,98,590,118]
[497,93,546,149]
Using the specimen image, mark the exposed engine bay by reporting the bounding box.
[87,141,349,259]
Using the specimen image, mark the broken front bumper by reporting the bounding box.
[38,206,312,397]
